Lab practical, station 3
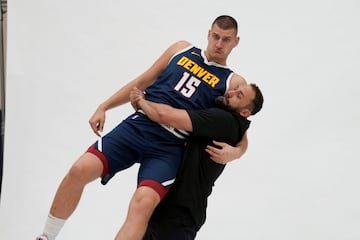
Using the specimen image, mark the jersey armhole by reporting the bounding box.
[225,72,234,93]
[167,44,194,64]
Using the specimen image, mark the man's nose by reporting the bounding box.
[215,40,223,48]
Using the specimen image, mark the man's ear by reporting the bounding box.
[235,36,240,47]
[240,108,251,118]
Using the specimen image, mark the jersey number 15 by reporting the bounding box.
[174,72,201,98]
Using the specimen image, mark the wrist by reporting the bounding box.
[98,103,108,112]
[236,145,246,158]
[137,98,146,107]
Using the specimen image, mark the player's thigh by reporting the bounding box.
[138,152,183,185]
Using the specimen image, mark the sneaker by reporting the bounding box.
[36,235,48,240]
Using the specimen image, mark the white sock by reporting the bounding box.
[42,213,66,240]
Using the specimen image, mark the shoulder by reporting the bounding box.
[167,40,192,54]
[158,40,192,63]
[230,73,247,85]
[228,73,247,90]
[152,41,192,69]
[203,108,250,131]
[188,108,234,125]
[188,108,243,142]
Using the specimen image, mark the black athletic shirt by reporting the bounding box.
[148,107,250,231]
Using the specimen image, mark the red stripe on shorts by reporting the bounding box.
[138,179,169,200]
[86,144,109,177]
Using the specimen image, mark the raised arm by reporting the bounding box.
[89,40,191,136]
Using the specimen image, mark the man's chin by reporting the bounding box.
[215,96,228,109]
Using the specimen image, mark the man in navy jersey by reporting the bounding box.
[37,15,247,240]
[129,83,264,240]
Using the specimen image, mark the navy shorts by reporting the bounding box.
[87,112,186,197]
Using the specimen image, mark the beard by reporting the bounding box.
[215,96,236,112]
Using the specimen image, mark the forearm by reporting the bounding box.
[99,81,137,111]
[99,41,191,111]
[137,98,192,131]
[137,99,166,122]
[235,132,248,159]
[100,75,156,111]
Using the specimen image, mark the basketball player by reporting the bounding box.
[37,15,246,240]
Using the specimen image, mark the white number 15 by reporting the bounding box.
[174,72,201,98]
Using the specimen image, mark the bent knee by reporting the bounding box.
[131,186,161,212]
[67,153,103,183]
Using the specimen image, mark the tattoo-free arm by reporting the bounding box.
[88,41,191,136]
[206,132,248,164]
[136,96,193,132]
[131,87,249,164]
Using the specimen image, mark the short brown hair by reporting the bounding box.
[212,15,238,35]
[249,83,264,115]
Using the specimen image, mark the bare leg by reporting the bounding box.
[49,152,103,219]
[115,186,161,240]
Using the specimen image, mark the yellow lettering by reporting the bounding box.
[177,55,221,88]
[202,73,213,82]
[196,68,208,78]
[208,76,220,87]
[183,59,195,70]
[189,64,202,75]
[177,56,188,66]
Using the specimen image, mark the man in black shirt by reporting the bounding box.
[130,82,264,239]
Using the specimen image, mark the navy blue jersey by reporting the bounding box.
[87,45,234,200]
[145,45,233,110]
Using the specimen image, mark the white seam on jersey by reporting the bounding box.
[162,178,175,187]
[137,109,145,114]
[138,110,188,139]
[201,49,230,69]
[175,128,190,137]
[160,124,188,139]
[168,44,194,64]
[225,72,234,93]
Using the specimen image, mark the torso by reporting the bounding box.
[145,45,234,110]
[151,108,250,230]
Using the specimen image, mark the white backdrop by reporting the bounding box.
[1,0,360,239]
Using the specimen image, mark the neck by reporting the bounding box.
[204,51,226,65]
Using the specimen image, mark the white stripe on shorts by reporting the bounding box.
[162,178,175,187]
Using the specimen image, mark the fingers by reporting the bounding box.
[130,87,143,98]
[96,121,104,134]
[205,147,224,164]
[130,87,145,110]
[205,141,234,164]
[205,145,221,158]
[211,140,226,147]
[206,145,221,153]
[89,120,102,137]
[89,113,105,137]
